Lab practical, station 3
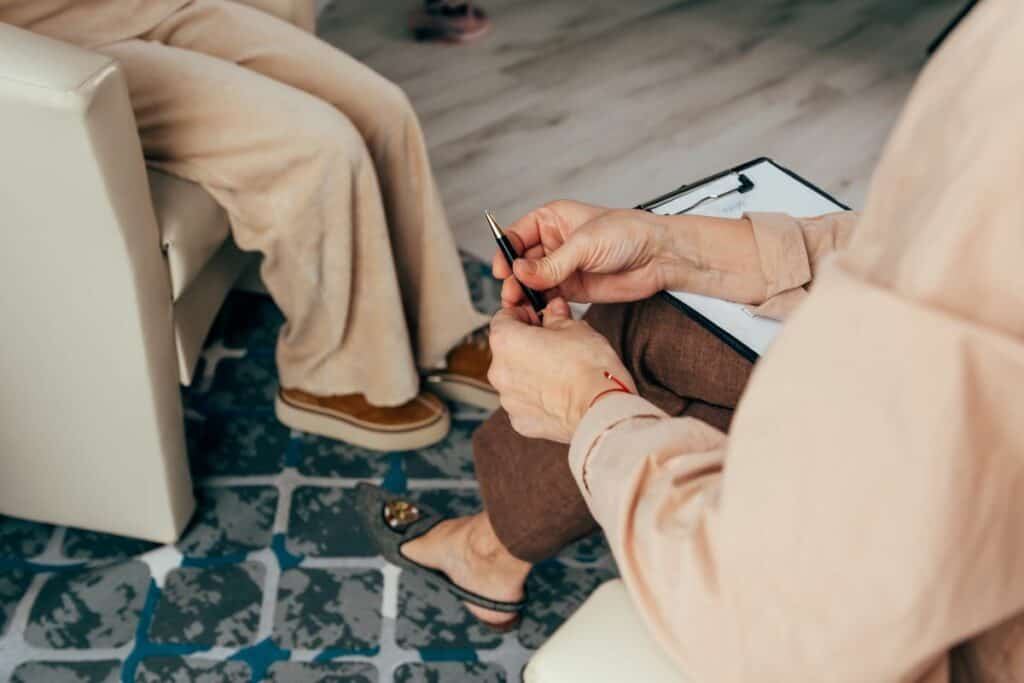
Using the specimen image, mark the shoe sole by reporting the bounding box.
[425,375,500,412]
[275,392,451,451]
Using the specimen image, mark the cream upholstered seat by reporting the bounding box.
[151,169,231,303]
[147,168,254,382]
[525,580,688,683]
[0,0,313,543]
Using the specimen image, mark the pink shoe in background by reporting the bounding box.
[409,1,491,44]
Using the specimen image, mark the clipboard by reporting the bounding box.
[639,158,850,363]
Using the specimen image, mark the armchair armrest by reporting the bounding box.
[525,580,688,683]
[0,24,193,542]
[0,19,113,94]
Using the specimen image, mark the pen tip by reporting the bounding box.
[484,210,503,239]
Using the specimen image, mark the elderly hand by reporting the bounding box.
[487,297,636,443]
[493,200,767,308]
[493,200,674,307]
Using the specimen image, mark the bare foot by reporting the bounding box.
[401,512,531,626]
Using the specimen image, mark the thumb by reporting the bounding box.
[542,297,572,326]
[514,234,589,289]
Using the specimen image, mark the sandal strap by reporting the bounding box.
[444,575,527,613]
[400,545,526,613]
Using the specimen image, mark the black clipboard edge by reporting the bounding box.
[658,292,760,364]
[636,157,851,212]
[639,157,850,362]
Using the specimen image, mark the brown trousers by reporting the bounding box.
[473,295,754,563]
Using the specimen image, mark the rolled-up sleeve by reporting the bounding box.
[745,211,859,319]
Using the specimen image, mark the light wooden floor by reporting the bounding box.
[318,0,962,260]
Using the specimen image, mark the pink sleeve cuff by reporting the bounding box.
[745,212,813,298]
[747,288,808,321]
[568,393,667,501]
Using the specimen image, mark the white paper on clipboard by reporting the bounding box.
[651,160,846,357]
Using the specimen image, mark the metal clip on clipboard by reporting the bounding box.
[672,173,755,215]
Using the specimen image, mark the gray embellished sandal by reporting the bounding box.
[354,483,526,629]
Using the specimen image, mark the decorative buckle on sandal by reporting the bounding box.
[384,500,420,530]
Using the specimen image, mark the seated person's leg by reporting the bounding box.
[401,295,754,623]
[99,38,448,450]
[142,0,491,396]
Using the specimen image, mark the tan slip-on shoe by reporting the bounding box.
[425,328,499,412]
[275,388,450,451]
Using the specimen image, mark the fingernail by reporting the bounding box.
[518,259,536,274]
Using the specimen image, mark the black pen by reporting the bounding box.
[485,210,547,316]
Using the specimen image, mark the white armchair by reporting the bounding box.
[0,0,314,543]
[525,580,688,683]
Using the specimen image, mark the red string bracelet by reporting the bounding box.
[587,371,634,409]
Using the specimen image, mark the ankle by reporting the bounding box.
[465,514,531,577]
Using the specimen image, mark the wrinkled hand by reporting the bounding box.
[492,200,675,308]
[493,199,768,309]
[487,297,636,443]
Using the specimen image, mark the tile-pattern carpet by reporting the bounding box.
[0,255,617,683]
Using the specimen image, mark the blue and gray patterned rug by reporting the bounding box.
[0,255,617,683]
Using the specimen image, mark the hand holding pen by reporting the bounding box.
[487,204,604,320]
[489,200,761,308]
[488,200,663,314]
[485,210,547,319]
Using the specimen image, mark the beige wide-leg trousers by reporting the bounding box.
[96,0,486,406]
